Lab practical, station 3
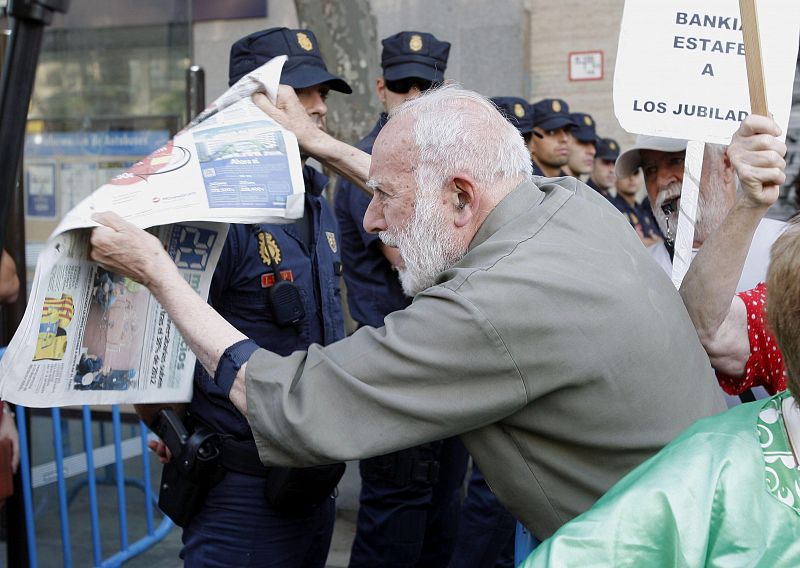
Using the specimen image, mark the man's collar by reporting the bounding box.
[470,179,544,251]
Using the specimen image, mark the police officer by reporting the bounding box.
[154,28,351,567]
[587,136,620,199]
[334,31,469,568]
[491,97,533,146]
[528,98,579,177]
[564,112,598,181]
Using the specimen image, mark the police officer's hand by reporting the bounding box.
[253,85,324,153]
[0,403,19,474]
[727,115,787,208]
[90,212,176,290]
[144,439,171,464]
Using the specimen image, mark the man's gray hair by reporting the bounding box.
[389,84,532,198]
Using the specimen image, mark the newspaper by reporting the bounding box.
[0,55,304,407]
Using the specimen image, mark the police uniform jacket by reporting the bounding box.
[191,165,345,439]
[243,177,726,538]
[334,114,410,328]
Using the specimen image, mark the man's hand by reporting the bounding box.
[727,115,787,209]
[0,404,19,474]
[253,85,325,154]
[89,212,176,290]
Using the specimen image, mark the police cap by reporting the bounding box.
[491,97,533,135]
[570,113,598,143]
[228,27,352,93]
[531,98,579,131]
[381,31,451,83]
[595,137,621,162]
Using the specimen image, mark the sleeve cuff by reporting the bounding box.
[214,338,259,396]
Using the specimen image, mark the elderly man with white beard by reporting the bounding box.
[88,84,725,541]
[615,136,786,292]
[615,132,786,406]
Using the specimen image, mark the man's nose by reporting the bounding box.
[655,166,677,192]
[306,92,328,119]
[363,195,387,234]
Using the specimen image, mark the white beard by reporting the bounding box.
[379,189,468,296]
[651,177,731,245]
[652,182,681,242]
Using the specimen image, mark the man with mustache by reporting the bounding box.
[91,85,725,542]
[615,136,785,289]
[615,131,786,403]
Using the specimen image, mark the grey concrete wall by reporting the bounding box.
[528,0,630,147]
[370,0,528,97]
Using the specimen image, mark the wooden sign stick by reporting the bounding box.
[739,0,770,115]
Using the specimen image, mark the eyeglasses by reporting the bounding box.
[385,78,436,94]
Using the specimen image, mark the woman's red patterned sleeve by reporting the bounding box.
[715,283,786,396]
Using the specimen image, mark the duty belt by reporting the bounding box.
[220,437,271,477]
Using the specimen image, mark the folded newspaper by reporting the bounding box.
[0,56,305,407]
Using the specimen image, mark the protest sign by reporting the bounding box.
[614,0,799,288]
[614,0,798,145]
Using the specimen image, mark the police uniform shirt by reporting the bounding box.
[609,195,663,241]
[244,177,726,539]
[334,114,411,328]
[190,164,346,439]
[531,160,567,178]
[585,178,612,201]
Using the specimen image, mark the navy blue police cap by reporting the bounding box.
[491,97,533,135]
[531,98,579,131]
[570,113,598,143]
[596,137,621,161]
[381,31,451,82]
[228,27,352,93]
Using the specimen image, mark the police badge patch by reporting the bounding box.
[409,34,423,52]
[296,32,314,52]
[257,232,282,265]
[326,231,338,253]
[513,103,525,118]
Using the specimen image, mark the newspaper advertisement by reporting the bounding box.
[0,55,304,407]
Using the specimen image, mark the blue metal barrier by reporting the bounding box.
[14,404,174,567]
[514,522,539,566]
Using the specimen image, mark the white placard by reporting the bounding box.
[671,141,703,288]
[614,0,799,144]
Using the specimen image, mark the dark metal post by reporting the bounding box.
[186,65,205,124]
[0,0,70,255]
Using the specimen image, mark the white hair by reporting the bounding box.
[388,84,532,201]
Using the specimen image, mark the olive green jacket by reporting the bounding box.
[245,177,726,538]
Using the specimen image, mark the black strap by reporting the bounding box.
[220,437,271,477]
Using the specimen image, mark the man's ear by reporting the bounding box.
[450,175,480,228]
[376,78,386,105]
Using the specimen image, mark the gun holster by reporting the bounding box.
[263,463,346,515]
[152,409,224,527]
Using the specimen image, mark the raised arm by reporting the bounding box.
[253,86,373,194]
[679,115,786,377]
[89,213,250,413]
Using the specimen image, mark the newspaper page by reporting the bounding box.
[0,55,303,407]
